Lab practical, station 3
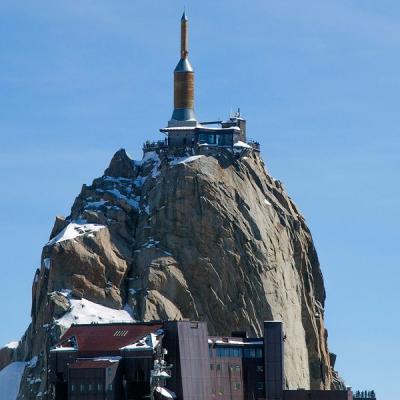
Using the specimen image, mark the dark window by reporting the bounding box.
[108,383,113,391]
[234,382,241,391]
[97,383,103,392]
[216,346,243,357]
[234,348,242,357]
[256,348,263,358]
[79,384,85,392]
[71,384,75,392]
[216,364,221,371]
[244,348,256,358]
[256,365,264,372]
[235,365,241,372]
[256,382,265,391]
[210,364,214,370]
[88,384,92,392]
[199,133,216,145]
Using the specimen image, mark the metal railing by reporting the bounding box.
[248,139,261,151]
[143,140,169,152]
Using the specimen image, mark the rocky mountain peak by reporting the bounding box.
[1,147,345,399]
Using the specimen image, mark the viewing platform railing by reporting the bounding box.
[143,138,261,153]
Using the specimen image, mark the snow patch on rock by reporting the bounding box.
[0,361,26,400]
[46,223,105,246]
[234,141,252,149]
[170,155,204,166]
[55,297,134,330]
[3,341,19,350]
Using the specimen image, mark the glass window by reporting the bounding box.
[108,383,113,392]
[218,388,224,396]
[80,384,85,392]
[71,384,75,392]
[234,382,241,391]
[256,348,263,358]
[216,364,221,371]
[217,347,231,357]
[256,365,264,372]
[88,384,92,392]
[235,365,241,372]
[249,348,256,358]
[235,348,242,357]
[97,383,103,392]
[108,367,112,375]
[256,382,264,391]
[210,364,214,370]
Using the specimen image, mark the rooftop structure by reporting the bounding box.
[169,12,196,126]
[144,14,260,155]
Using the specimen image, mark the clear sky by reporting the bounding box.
[0,1,398,398]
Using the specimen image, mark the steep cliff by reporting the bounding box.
[1,147,344,398]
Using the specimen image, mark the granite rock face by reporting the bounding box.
[2,148,345,398]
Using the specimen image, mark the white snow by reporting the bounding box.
[152,370,171,378]
[0,361,26,400]
[27,356,38,368]
[84,200,107,209]
[55,297,134,331]
[3,341,19,350]
[134,151,161,183]
[120,333,159,351]
[233,141,252,149]
[43,258,51,270]
[106,189,140,210]
[50,346,76,353]
[46,222,106,246]
[103,176,131,183]
[170,155,204,166]
[142,239,160,249]
[213,340,264,346]
[92,356,121,363]
[264,199,272,206]
[155,387,176,399]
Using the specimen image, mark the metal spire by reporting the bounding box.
[180,11,189,59]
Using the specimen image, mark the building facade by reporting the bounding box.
[49,320,352,400]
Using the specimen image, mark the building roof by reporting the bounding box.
[160,125,240,133]
[57,322,163,353]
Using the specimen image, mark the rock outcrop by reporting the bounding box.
[1,147,345,398]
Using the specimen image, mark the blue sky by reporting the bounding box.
[0,1,399,398]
